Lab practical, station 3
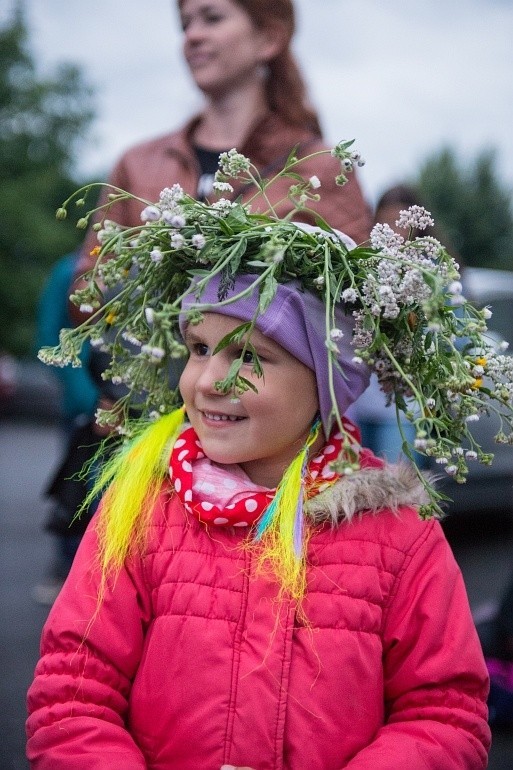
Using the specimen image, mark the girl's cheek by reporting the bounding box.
[178,364,192,401]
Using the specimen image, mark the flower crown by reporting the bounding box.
[40,140,513,518]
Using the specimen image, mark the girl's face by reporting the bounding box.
[179,313,321,488]
[179,0,280,97]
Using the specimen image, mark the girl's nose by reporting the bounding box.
[195,355,227,395]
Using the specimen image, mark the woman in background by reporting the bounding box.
[73,0,371,302]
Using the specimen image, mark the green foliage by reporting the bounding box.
[0,3,96,356]
[415,147,513,271]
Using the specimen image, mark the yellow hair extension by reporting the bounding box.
[87,407,185,576]
[254,422,321,602]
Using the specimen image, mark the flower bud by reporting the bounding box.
[55,207,67,220]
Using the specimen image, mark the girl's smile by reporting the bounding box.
[200,410,245,423]
[180,312,322,488]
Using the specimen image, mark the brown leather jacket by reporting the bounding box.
[77,112,371,271]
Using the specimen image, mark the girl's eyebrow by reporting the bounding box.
[183,328,206,346]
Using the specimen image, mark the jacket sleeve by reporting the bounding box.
[26,521,152,769]
[344,518,490,770]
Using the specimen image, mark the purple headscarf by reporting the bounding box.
[179,231,370,438]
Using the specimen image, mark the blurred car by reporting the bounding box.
[0,357,61,421]
[432,267,513,517]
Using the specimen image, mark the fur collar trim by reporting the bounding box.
[305,463,432,525]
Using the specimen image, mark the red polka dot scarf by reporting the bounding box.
[168,423,351,529]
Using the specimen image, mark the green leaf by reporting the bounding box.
[213,322,252,354]
[259,274,278,313]
[283,144,300,168]
[236,375,259,394]
[347,247,378,259]
[313,214,334,234]
[282,172,306,182]
[228,236,247,274]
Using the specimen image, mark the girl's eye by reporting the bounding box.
[191,342,209,356]
[241,349,255,364]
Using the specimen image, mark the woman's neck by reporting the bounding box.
[193,82,269,150]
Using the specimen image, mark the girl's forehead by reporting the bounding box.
[192,312,282,351]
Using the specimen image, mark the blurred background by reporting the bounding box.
[1,0,512,767]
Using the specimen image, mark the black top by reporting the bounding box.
[194,145,228,200]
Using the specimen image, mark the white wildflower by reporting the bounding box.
[482,307,493,320]
[170,233,185,249]
[159,184,185,208]
[330,328,344,342]
[309,175,321,189]
[445,465,458,476]
[150,248,164,263]
[218,148,251,177]
[342,288,358,303]
[140,205,161,222]
[212,181,234,194]
[79,303,93,314]
[145,308,155,325]
[448,281,463,295]
[370,223,403,253]
[192,234,206,250]
[121,332,142,347]
[396,205,434,231]
[162,211,187,227]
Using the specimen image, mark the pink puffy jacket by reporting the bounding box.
[26,463,490,769]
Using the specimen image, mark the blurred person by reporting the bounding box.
[33,252,100,605]
[0,349,17,403]
[36,252,98,429]
[70,0,371,321]
[476,564,513,729]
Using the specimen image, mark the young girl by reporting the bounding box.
[29,145,504,767]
